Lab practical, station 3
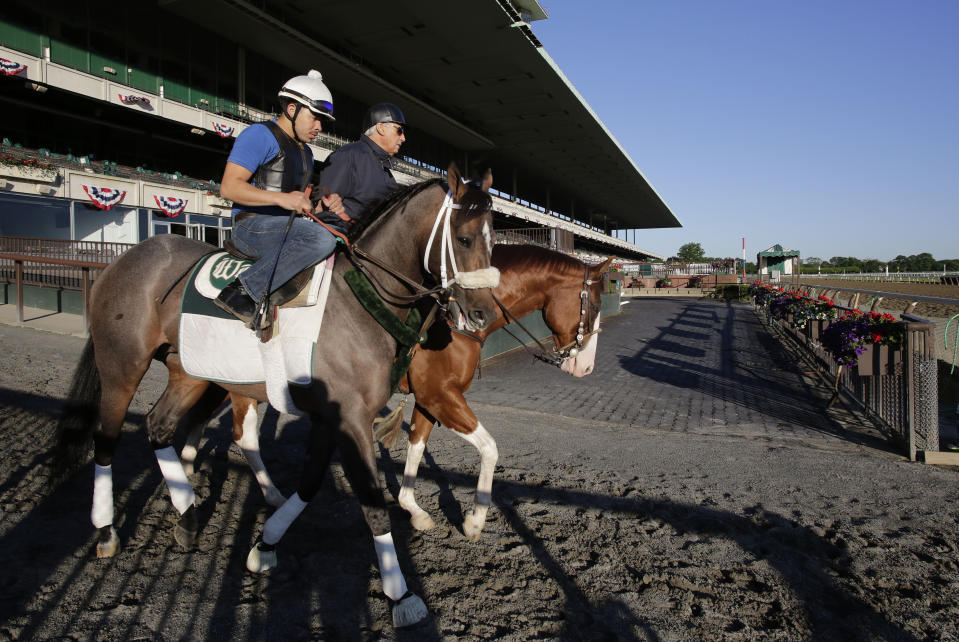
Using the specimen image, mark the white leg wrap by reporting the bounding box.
[91,464,114,529]
[263,492,308,545]
[373,532,408,602]
[155,446,196,515]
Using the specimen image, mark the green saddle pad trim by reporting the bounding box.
[344,268,426,393]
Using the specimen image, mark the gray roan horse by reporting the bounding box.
[53,163,498,628]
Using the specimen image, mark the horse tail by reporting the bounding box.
[51,338,101,486]
[372,398,407,449]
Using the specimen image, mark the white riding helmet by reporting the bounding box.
[278,69,335,121]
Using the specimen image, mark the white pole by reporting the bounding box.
[742,237,746,282]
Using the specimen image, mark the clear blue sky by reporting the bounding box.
[532,1,958,263]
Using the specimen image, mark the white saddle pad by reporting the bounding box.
[178,253,335,414]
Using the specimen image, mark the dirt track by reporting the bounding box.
[2,301,959,641]
[799,279,959,319]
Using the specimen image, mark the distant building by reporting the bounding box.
[757,244,801,281]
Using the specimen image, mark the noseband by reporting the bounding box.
[423,190,500,290]
[349,188,498,305]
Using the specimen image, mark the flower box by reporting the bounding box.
[0,164,58,182]
[855,343,901,378]
[204,193,232,210]
[810,319,827,341]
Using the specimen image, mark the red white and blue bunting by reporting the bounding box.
[154,195,188,217]
[82,185,127,210]
[119,94,151,107]
[0,58,28,76]
[212,121,235,138]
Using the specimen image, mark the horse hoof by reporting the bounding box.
[264,488,287,508]
[174,505,198,549]
[246,541,277,573]
[392,592,428,628]
[410,512,436,532]
[463,512,485,541]
[96,526,120,559]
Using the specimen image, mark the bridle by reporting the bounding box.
[552,263,600,360]
[491,263,601,368]
[348,187,498,310]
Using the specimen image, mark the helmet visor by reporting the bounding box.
[280,88,335,120]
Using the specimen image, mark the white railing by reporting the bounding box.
[805,272,959,282]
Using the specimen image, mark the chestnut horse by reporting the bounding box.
[389,245,612,539]
[53,165,499,628]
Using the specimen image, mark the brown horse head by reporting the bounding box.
[545,255,613,377]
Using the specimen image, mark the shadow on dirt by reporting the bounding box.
[1,385,916,641]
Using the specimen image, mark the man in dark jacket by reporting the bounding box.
[314,103,407,232]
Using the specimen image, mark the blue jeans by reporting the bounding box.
[231,214,338,300]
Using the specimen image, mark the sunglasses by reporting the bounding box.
[385,123,405,136]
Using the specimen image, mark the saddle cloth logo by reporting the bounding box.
[195,252,252,298]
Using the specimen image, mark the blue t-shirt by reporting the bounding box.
[226,121,314,217]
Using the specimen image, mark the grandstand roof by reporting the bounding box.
[159,0,681,232]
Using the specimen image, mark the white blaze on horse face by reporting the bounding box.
[482,221,492,254]
[560,312,601,378]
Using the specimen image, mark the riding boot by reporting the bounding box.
[214,280,257,324]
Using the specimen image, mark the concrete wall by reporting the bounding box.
[1,283,82,314]
[626,274,739,289]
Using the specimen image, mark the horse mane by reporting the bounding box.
[492,244,587,276]
[347,177,493,243]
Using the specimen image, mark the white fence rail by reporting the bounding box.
[807,271,959,282]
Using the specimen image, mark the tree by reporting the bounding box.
[804,256,823,266]
[677,242,705,263]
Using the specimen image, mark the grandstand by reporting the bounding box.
[0,0,679,260]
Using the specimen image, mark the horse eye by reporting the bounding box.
[457,236,472,248]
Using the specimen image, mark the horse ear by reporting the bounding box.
[480,169,493,193]
[591,256,615,277]
[447,162,468,199]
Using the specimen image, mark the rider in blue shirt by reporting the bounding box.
[215,70,344,327]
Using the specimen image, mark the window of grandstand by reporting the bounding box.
[0,193,70,239]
